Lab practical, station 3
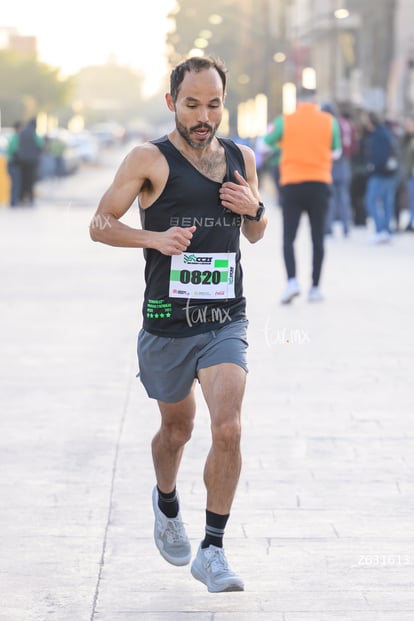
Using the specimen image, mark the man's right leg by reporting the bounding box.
[151,391,196,566]
[153,391,196,493]
[383,176,396,234]
[365,176,382,234]
[282,185,302,279]
[190,362,246,592]
[8,164,21,206]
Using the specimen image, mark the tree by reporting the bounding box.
[0,50,73,126]
[166,0,283,133]
[74,63,147,126]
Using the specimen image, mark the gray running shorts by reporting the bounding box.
[137,319,249,403]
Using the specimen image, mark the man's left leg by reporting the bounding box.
[383,176,397,235]
[191,362,246,592]
[307,183,329,301]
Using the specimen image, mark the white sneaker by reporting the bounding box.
[308,286,324,302]
[280,279,300,304]
[152,486,191,566]
[369,231,391,244]
[191,544,244,592]
[379,230,391,243]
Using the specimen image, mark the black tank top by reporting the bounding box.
[140,136,247,337]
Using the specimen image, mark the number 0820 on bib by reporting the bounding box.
[169,252,236,299]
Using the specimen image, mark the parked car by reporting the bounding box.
[69,130,100,164]
[90,121,125,147]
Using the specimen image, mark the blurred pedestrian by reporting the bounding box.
[266,143,282,205]
[254,135,282,204]
[6,121,23,206]
[350,112,370,227]
[264,87,341,304]
[400,119,414,232]
[363,112,398,243]
[324,103,358,237]
[18,118,44,206]
[90,56,267,592]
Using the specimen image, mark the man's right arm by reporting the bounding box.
[89,143,195,255]
[264,116,284,148]
[6,134,18,159]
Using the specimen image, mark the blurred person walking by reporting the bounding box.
[5,121,23,206]
[324,104,358,237]
[17,118,43,206]
[254,135,282,204]
[350,114,370,227]
[264,88,341,304]
[363,112,398,243]
[90,56,267,592]
[401,119,414,232]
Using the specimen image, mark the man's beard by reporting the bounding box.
[175,117,218,149]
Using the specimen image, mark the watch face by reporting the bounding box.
[256,206,265,220]
[245,204,265,221]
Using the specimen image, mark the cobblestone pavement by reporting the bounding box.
[0,162,413,620]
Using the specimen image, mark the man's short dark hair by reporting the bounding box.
[297,87,318,103]
[170,56,227,103]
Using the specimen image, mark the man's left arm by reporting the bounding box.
[219,145,267,244]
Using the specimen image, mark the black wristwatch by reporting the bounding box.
[244,201,265,222]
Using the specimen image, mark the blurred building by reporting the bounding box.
[283,0,397,112]
[0,27,37,57]
[388,0,414,118]
[167,0,414,129]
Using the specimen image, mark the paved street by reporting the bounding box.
[0,151,413,621]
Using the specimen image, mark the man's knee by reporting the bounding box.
[211,418,241,451]
[160,417,194,448]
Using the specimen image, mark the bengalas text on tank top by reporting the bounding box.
[139,136,247,337]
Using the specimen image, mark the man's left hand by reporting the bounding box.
[219,170,260,218]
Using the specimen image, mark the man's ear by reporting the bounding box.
[165,93,175,111]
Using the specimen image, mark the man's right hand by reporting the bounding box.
[154,226,196,256]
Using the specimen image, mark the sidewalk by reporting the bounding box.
[0,175,413,620]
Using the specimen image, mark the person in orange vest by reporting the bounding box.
[265,88,342,303]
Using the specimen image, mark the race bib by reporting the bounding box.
[169,252,236,299]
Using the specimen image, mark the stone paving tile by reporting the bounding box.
[95,615,218,621]
[283,616,408,621]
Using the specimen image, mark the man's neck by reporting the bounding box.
[168,132,226,182]
[168,131,220,159]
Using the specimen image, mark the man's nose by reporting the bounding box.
[197,107,210,123]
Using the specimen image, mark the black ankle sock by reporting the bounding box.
[157,486,179,518]
[201,510,229,549]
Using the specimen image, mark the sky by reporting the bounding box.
[1,0,177,95]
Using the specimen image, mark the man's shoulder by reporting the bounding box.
[223,137,249,153]
[150,135,169,147]
[128,139,167,162]
[289,105,330,124]
[219,137,252,174]
[121,140,169,184]
[218,136,245,153]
